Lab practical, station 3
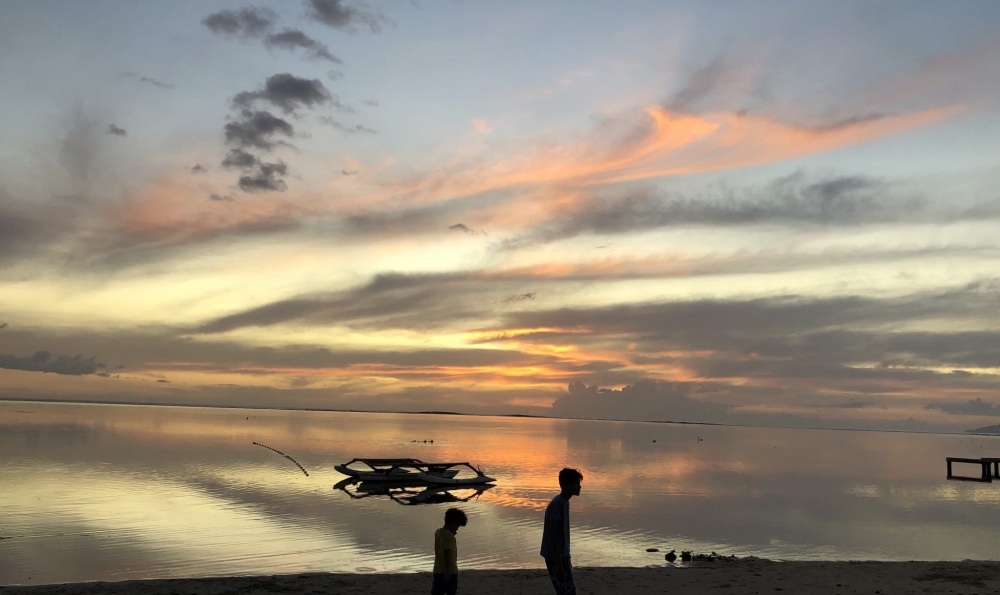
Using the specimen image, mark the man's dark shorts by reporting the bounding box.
[430,572,458,595]
[544,556,576,595]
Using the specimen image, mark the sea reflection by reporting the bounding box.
[334,478,495,505]
[2,401,1000,585]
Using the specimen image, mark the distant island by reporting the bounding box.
[968,424,1000,435]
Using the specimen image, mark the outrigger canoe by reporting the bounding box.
[334,458,495,485]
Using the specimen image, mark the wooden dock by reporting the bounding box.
[946,457,1000,482]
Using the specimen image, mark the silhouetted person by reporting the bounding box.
[431,507,467,595]
[541,467,583,595]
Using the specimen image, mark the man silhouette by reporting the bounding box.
[540,467,583,595]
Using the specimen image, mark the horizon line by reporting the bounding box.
[1,396,996,438]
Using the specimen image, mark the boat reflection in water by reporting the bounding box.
[334,477,496,505]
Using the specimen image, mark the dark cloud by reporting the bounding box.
[202,7,277,38]
[318,116,375,134]
[221,148,261,169]
[305,0,384,32]
[221,148,288,193]
[220,75,338,192]
[502,285,1000,351]
[0,327,549,381]
[0,323,8,329]
[327,70,344,81]
[209,193,234,202]
[0,350,105,376]
[508,173,944,248]
[191,164,207,173]
[203,8,343,66]
[342,170,358,176]
[234,73,333,115]
[191,272,1000,364]
[490,283,1000,403]
[265,29,342,63]
[119,72,175,89]
[107,124,127,137]
[238,160,288,193]
[831,400,872,409]
[363,99,379,107]
[449,223,484,235]
[194,271,492,334]
[223,111,294,150]
[501,293,536,303]
[926,398,1000,416]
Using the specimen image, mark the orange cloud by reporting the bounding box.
[371,105,958,209]
[111,176,320,248]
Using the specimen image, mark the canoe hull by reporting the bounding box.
[334,464,421,482]
[415,472,496,485]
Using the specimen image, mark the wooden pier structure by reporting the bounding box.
[946,457,1000,482]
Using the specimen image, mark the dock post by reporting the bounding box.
[984,460,991,483]
[947,458,953,479]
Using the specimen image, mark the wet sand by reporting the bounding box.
[4,560,1000,594]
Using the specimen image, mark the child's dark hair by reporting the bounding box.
[558,467,583,487]
[445,508,468,526]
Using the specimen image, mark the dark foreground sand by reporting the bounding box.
[4,561,1000,594]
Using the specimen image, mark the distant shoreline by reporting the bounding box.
[1,397,998,438]
[3,561,1000,593]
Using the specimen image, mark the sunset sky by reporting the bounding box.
[3,0,1000,431]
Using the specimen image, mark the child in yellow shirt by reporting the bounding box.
[432,508,468,595]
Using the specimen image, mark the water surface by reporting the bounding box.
[1,400,999,585]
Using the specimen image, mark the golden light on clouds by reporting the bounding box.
[2,3,997,433]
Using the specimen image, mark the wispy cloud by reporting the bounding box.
[202,7,278,38]
[265,29,342,63]
[318,116,376,134]
[305,0,385,32]
[0,350,105,375]
[371,104,957,213]
[202,7,342,64]
[926,397,1000,416]
[119,72,176,89]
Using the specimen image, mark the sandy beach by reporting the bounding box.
[4,560,1000,595]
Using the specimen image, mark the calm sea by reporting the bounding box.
[2,400,999,585]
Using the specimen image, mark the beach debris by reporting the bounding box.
[665,550,677,562]
[646,547,659,552]
[681,551,692,561]
[252,442,309,476]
